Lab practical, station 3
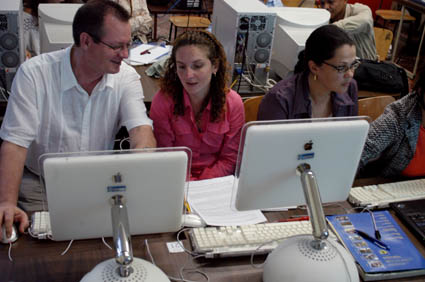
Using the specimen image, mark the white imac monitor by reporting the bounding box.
[39,148,190,241]
[270,7,330,78]
[233,117,368,282]
[234,117,368,211]
[38,4,82,54]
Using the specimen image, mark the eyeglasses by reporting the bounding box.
[87,33,132,52]
[322,59,361,73]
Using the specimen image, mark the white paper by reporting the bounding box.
[125,44,172,66]
[187,175,267,226]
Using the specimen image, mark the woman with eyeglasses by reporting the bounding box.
[258,24,359,120]
[358,70,425,178]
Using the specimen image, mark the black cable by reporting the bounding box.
[0,70,7,91]
[236,29,250,93]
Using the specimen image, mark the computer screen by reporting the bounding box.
[38,4,82,54]
[39,148,191,241]
[233,117,369,211]
[270,7,330,78]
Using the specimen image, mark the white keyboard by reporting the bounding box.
[30,211,52,239]
[189,220,335,258]
[349,178,425,208]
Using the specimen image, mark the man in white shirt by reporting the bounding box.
[0,0,156,239]
[321,0,377,60]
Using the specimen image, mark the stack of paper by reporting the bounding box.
[187,175,267,226]
[126,44,172,66]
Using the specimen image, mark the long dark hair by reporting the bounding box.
[294,25,355,74]
[160,30,229,122]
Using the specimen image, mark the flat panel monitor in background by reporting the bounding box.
[38,4,82,54]
[40,148,190,241]
[269,7,330,78]
[234,117,369,211]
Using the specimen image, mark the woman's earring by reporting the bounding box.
[313,74,318,81]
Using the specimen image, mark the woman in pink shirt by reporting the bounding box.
[150,30,245,180]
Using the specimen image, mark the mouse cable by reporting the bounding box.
[247,233,309,269]
[119,137,130,150]
[102,236,113,250]
[175,228,209,281]
[178,254,209,282]
[60,240,74,256]
[7,242,13,262]
[176,228,201,256]
[144,237,209,282]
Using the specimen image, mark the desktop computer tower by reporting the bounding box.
[212,0,276,94]
[0,0,24,94]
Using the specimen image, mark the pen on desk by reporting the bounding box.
[368,210,381,239]
[354,229,390,250]
[184,199,191,213]
[279,216,309,222]
[152,52,170,61]
[140,45,157,55]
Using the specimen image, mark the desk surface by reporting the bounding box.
[136,65,160,103]
[394,0,425,12]
[2,197,425,282]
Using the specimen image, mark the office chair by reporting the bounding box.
[243,96,264,123]
[358,95,396,121]
[168,15,211,41]
[374,27,393,61]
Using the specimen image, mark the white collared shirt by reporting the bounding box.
[0,46,152,175]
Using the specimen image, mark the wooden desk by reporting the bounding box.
[2,201,425,282]
[391,0,425,78]
[135,65,160,103]
[148,0,214,41]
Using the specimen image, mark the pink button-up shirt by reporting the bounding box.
[150,89,245,180]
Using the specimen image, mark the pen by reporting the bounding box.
[184,199,191,213]
[354,229,390,250]
[152,52,170,61]
[140,45,157,55]
[278,216,309,222]
[368,210,381,239]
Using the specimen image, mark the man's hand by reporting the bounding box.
[0,202,29,240]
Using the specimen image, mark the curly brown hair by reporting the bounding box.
[160,30,230,122]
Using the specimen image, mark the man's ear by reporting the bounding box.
[79,32,92,50]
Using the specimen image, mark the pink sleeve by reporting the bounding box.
[149,91,175,147]
[198,90,245,179]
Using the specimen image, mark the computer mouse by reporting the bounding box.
[1,224,18,244]
[182,214,206,228]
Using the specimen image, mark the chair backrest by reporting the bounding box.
[243,96,264,123]
[374,27,393,61]
[358,95,396,121]
[281,0,303,7]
